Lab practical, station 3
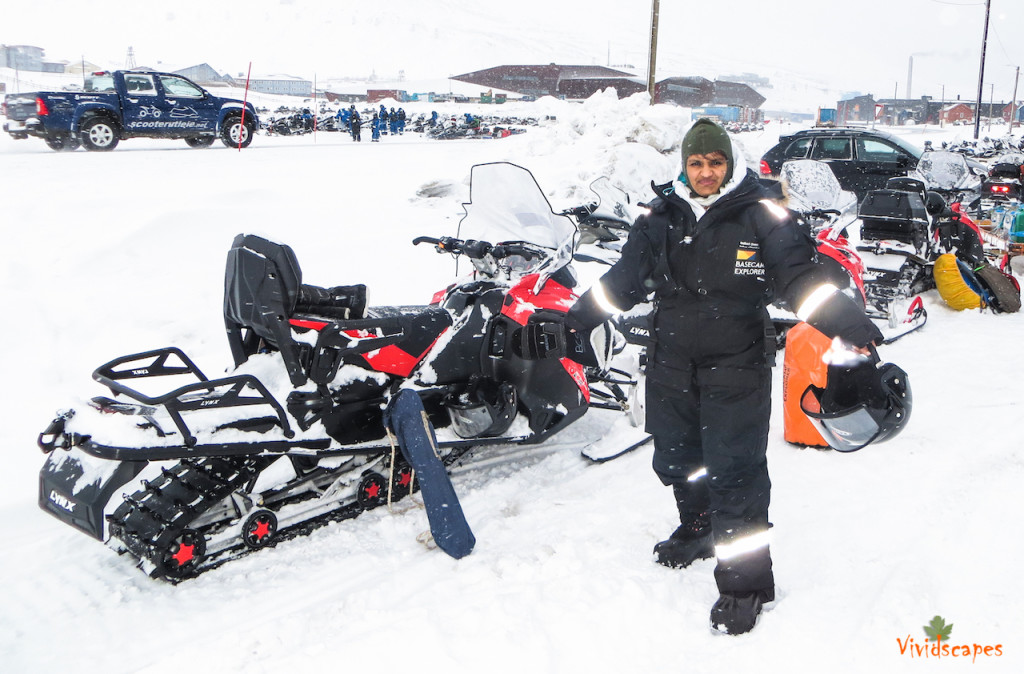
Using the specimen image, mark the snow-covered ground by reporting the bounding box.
[1,93,1022,672]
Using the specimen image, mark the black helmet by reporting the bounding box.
[445,379,518,439]
[800,352,911,452]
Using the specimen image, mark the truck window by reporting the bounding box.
[124,74,157,95]
[85,74,116,93]
[159,76,205,98]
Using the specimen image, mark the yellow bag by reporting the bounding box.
[933,253,983,311]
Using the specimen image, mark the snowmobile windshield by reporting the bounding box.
[779,159,857,237]
[781,159,845,211]
[912,151,974,190]
[458,163,577,283]
[585,176,633,227]
[799,387,882,452]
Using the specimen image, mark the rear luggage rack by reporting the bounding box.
[92,346,294,447]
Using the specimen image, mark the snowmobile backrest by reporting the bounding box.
[224,234,309,387]
[858,189,929,246]
[885,176,926,198]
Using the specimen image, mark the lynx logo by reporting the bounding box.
[131,368,149,375]
[735,241,765,277]
[49,490,76,513]
[629,325,650,338]
[200,399,220,407]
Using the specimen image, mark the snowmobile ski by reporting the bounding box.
[385,389,475,559]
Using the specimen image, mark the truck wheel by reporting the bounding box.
[45,133,80,151]
[185,136,216,148]
[79,117,119,151]
[221,115,255,148]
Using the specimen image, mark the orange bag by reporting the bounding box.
[782,322,832,447]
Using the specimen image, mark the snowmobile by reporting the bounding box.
[976,153,1024,217]
[851,151,987,322]
[772,160,926,344]
[36,162,639,580]
[563,176,637,270]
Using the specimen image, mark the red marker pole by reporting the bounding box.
[239,61,252,151]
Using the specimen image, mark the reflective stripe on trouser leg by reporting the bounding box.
[696,366,774,595]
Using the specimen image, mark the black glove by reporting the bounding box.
[807,290,883,348]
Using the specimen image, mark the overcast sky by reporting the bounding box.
[7,0,1023,102]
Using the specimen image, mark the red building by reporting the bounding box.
[940,103,973,124]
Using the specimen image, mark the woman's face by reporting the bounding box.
[685,151,729,197]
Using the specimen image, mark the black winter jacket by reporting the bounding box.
[570,170,881,387]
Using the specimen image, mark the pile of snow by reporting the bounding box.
[1,95,1022,672]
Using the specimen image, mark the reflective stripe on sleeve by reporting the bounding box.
[796,283,839,322]
[592,281,623,316]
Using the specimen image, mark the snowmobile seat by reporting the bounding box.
[858,188,930,248]
[224,233,311,386]
[989,162,1023,182]
[224,234,446,388]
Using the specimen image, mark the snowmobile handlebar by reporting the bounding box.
[413,236,544,262]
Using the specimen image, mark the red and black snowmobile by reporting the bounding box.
[772,159,926,344]
[36,162,637,580]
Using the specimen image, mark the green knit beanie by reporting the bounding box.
[680,118,734,186]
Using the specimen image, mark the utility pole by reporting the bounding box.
[940,84,945,128]
[973,0,991,140]
[988,82,994,132]
[647,0,660,105]
[1011,66,1020,129]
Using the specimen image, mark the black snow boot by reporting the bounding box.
[653,484,713,569]
[709,588,774,635]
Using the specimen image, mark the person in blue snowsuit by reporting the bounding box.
[379,105,389,135]
[371,112,381,142]
[389,108,398,135]
[397,108,406,135]
[430,111,439,128]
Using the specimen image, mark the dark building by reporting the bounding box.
[558,76,646,99]
[652,77,765,109]
[837,95,877,124]
[452,64,637,98]
[653,76,714,106]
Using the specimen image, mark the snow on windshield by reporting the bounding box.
[780,159,843,211]
[912,151,972,190]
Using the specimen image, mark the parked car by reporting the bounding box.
[759,128,924,199]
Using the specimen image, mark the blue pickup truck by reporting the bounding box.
[2,70,259,151]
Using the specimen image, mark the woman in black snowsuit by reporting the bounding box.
[566,119,882,635]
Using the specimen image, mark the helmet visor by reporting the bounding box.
[448,401,495,439]
[800,387,882,452]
